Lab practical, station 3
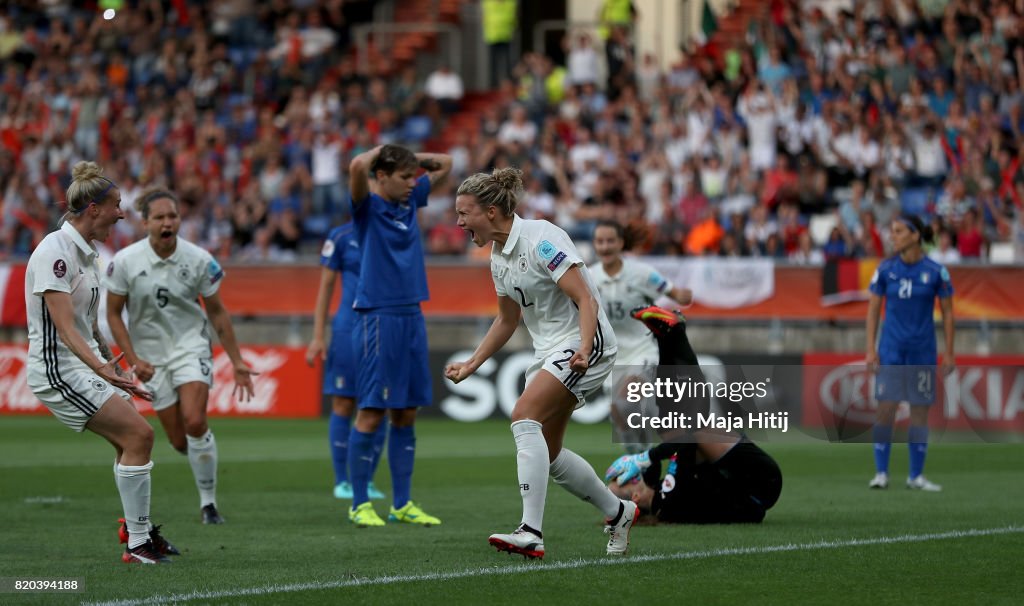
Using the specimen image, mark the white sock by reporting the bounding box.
[549,448,621,518]
[511,420,549,533]
[116,461,154,549]
[187,430,218,508]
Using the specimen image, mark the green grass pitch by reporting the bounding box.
[2,417,1022,605]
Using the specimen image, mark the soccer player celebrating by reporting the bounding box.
[590,220,692,450]
[26,161,177,563]
[105,188,256,525]
[306,221,388,501]
[866,213,955,491]
[345,144,451,527]
[446,167,637,559]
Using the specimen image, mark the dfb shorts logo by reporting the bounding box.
[53,259,67,278]
[91,378,109,392]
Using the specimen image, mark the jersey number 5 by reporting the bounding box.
[155,287,169,308]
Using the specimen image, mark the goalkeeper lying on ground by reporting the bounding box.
[603,306,783,524]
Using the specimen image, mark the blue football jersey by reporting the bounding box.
[869,256,953,351]
[350,174,431,309]
[320,222,361,324]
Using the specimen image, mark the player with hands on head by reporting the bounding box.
[345,144,452,527]
[866,213,955,492]
[105,188,256,527]
[446,167,637,560]
[25,161,178,564]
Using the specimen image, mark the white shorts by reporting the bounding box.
[29,368,131,433]
[527,339,617,405]
[146,355,213,411]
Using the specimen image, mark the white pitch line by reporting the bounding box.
[83,525,1024,606]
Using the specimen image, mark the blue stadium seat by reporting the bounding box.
[403,116,433,143]
[899,187,933,217]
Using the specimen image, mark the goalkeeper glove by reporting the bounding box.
[603,451,651,485]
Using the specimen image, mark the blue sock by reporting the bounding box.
[370,417,389,478]
[908,426,929,479]
[388,425,415,510]
[872,424,893,474]
[328,413,350,485]
[347,429,376,507]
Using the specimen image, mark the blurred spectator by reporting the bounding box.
[424,63,464,114]
[957,207,986,258]
[567,32,600,88]
[930,227,963,264]
[482,0,518,88]
[789,230,825,265]
[426,207,468,255]
[685,207,724,256]
[745,203,778,255]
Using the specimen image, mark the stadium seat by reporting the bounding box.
[989,242,1015,264]
[899,188,933,217]
[403,116,434,143]
[809,213,838,246]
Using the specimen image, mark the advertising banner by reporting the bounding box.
[0,345,320,418]
[802,353,1024,438]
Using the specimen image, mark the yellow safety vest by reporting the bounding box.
[482,0,517,44]
[598,0,633,39]
[545,67,567,104]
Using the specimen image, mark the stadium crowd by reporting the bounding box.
[2,0,1024,263]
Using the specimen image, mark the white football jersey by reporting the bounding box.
[590,258,674,365]
[25,222,106,378]
[104,237,223,365]
[490,215,617,358]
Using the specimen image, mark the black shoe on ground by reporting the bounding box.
[122,540,171,564]
[201,503,225,525]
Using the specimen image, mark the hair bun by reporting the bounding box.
[71,161,104,182]
[491,167,524,193]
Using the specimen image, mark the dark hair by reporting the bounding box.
[594,219,650,251]
[370,144,418,176]
[135,187,179,220]
[898,212,934,245]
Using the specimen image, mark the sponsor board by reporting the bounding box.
[425,351,801,422]
[802,353,1024,437]
[0,344,319,418]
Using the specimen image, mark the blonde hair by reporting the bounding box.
[65,161,116,215]
[456,167,523,217]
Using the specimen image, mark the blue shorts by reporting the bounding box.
[352,308,432,409]
[323,318,357,398]
[875,346,937,405]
